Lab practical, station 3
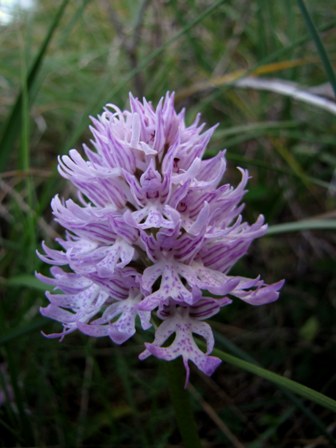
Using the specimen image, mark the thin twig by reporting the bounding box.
[189,384,245,448]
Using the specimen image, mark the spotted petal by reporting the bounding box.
[139,306,221,385]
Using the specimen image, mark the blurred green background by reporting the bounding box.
[0,0,335,446]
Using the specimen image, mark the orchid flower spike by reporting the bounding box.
[37,93,284,384]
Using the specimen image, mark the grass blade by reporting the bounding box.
[176,59,309,99]
[5,274,52,291]
[267,219,336,235]
[212,348,336,413]
[19,24,36,266]
[297,0,336,97]
[0,0,69,171]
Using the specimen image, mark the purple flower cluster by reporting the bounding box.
[37,93,284,383]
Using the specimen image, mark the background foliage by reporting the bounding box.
[0,0,335,446]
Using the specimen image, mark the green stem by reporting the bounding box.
[212,348,336,413]
[164,360,202,448]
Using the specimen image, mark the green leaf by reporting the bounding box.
[267,219,336,235]
[213,348,336,413]
[6,275,52,291]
